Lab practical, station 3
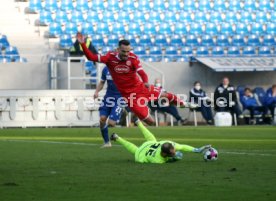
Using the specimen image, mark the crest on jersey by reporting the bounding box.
[114,65,130,73]
[126,61,131,66]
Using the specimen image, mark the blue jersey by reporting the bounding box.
[101,66,121,97]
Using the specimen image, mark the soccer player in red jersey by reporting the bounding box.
[77,33,189,125]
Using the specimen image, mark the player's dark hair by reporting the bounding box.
[161,143,174,156]
[194,81,200,86]
[244,87,252,93]
[119,39,130,47]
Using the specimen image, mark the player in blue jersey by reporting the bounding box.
[94,66,125,148]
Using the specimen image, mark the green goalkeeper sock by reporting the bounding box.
[136,120,157,141]
[117,137,138,155]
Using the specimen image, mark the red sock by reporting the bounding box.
[166,93,184,106]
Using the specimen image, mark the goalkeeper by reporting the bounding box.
[110,120,211,164]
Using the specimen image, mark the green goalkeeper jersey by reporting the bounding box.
[135,140,176,164]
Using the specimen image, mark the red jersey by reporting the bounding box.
[81,43,148,95]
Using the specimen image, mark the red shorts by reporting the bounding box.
[123,85,162,120]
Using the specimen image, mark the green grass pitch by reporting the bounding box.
[0,126,276,201]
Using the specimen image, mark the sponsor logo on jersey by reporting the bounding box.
[114,65,130,73]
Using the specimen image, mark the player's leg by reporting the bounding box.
[129,98,155,125]
[135,119,157,142]
[99,100,112,147]
[110,133,138,155]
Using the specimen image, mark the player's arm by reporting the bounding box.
[94,80,105,99]
[77,33,108,63]
[174,143,196,152]
[135,58,149,87]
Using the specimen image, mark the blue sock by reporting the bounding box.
[100,124,109,143]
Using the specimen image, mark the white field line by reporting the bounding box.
[1,139,275,157]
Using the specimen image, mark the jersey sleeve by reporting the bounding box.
[81,43,109,64]
[134,57,149,83]
[101,67,107,81]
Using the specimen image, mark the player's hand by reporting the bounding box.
[144,83,150,88]
[76,32,85,44]
[93,92,99,99]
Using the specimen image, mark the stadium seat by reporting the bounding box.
[81,22,94,36]
[240,12,253,23]
[243,0,257,11]
[185,35,199,47]
[266,23,276,34]
[170,34,184,46]
[247,34,260,46]
[117,11,131,23]
[216,35,230,46]
[227,46,240,56]
[102,12,116,23]
[112,22,126,35]
[144,56,162,62]
[242,46,256,57]
[48,22,63,37]
[189,23,203,35]
[133,46,147,55]
[159,23,172,35]
[87,12,101,23]
[61,0,74,11]
[149,46,163,55]
[128,23,142,35]
[153,0,166,11]
[39,10,53,26]
[106,34,119,47]
[198,0,212,11]
[139,34,153,47]
[174,23,189,35]
[183,0,197,11]
[224,11,239,23]
[164,11,178,23]
[205,22,218,35]
[0,56,11,63]
[213,0,227,11]
[259,0,272,11]
[251,23,264,35]
[270,12,276,23]
[107,0,121,11]
[209,12,223,23]
[178,11,193,23]
[194,11,209,23]
[14,57,28,63]
[133,12,147,24]
[28,0,42,13]
[253,87,266,104]
[232,34,245,46]
[180,46,193,57]
[228,0,242,11]
[64,23,78,36]
[162,55,175,62]
[59,34,73,49]
[165,46,178,55]
[168,0,183,11]
[263,34,276,46]
[211,46,225,57]
[71,11,85,24]
[102,46,115,54]
[44,0,59,11]
[96,22,110,35]
[255,12,269,23]
[154,34,168,46]
[235,23,249,35]
[5,46,20,60]
[123,0,136,11]
[143,23,157,35]
[91,35,105,47]
[258,46,272,57]
[220,22,233,35]
[196,46,209,57]
[138,1,152,11]
[236,85,245,98]
[124,35,139,46]
[91,0,106,11]
[201,35,215,46]
[55,11,69,24]
[76,0,90,12]
[148,11,163,24]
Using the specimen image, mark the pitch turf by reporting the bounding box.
[0,126,276,201]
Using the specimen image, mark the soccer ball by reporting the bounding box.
[203,148,218,161]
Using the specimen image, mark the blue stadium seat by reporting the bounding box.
[143,23,157,35]
[138,1,152,11]
[144,56,162,62]
[220,22,233,35]
[232,35,245,46]
[253,87,266,104]
[102,12,116,23]
[91,35,104,47]
[76,0,90,12]
[242,46,256,57]
[263,34,276,46]
[0,44,3,50]
[39,11,53,26]
[201,35,215,46]
[28,0,42,13]
[251,23,263,35]
[148,11,162,24]
[81,22,94,36]
[189,23,203,35]
[96,22,110,35]
[216,35,230,46]
[258,46,272,57]
[194,11,209,23]
[61,0,74,11]
[124,35,139,47]
[117,11,131,23]
[266,23,276,34]
[247,34,260,46]
[49,23,63,37]
[205,22,218,35]
[149,46,162,55]
[128,23,142,35]
[154,34,168,46]
[211,46,225,57]
[55,11,69,24]
[106,34,119,47]
[59,34,73,49]
[227,46,240,57]
[71,11,85,24]
[112,22,126,35]
[270,12,276,23]
[164,11,178,23]
[213,0,227,11]
[255,12,269,23]
[168,0,183,11]
[0,56,11,63]
[159,23,172,35]
[209,12,223,23]
[236,85,245,98]
[235,23,248,35]
[174,23,189,35]
[259,0,272,11]
[240,12,253,23]
[133,46,147,55]
[133,12,147,24]
[139,34,153,47]
[165,46,178,55]
[183,0,197,11]
[243,0,257,11]
[64,23,78,36]
[224,11,239,23]
[123,0,136,11]
[162,55,175,62]
[198,0,212,11]
[102,46,115,54]
[178,11,193,23]
[91,0,106,11]
[180,46,193,57]
[170,34,184,46]
[186,35,199,46]
[87,12,101,23]
[228,0,242,11]
[153,0,166,11]
[44,0,59,11]
[5,46,20,60]
[107,0,121,11]
[196,46,209,57]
